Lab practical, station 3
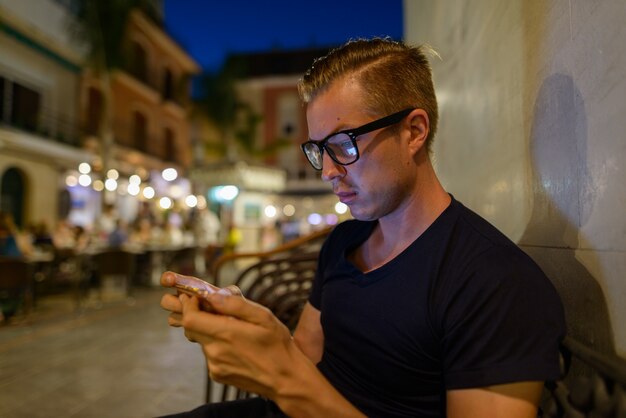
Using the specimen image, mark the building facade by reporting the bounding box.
[0,0,90,229]
[0,0,200,232]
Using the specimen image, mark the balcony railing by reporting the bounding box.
[0,106,81,147]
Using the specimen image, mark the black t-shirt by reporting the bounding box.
[309,197,565,417]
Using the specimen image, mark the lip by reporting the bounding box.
[335,190,357,204]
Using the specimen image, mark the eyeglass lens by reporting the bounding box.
[304,133,358,170]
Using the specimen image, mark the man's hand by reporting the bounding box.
[178,291,298,399]
[160,271,186,327]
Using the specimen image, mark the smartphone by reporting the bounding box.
[172,274,241,311]
[173,274,219,298]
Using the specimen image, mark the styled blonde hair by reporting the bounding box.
[298,37,439,151]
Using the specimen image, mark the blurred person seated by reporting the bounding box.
[193,207,222,247]
[97,204,118,237]
[0,211,32,322]
[162,220,184,247]
[73,225,92,253]
[129,218,154,247]
[0,211,31,257]
[108,219,129,248]
[30,221,54,250]
[52,220,77,250]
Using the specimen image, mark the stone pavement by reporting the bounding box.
[0,288,207,417]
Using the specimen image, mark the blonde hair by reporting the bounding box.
[298,37,439,151]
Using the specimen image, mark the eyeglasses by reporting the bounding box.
[301,108,415,170]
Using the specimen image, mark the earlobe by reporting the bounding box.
[407,109,429,155]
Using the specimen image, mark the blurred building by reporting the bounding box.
[191,48,348,252]
[0,0,200,231]
[79,7,200,226]
[0,0,90,229]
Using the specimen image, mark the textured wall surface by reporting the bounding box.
[405,0,626,356]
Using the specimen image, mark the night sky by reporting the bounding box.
[163,0,404,72]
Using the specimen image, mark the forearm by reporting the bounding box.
[272,343,365,418]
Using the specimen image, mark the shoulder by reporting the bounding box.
[435,198,559,301]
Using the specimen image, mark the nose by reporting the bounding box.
[320,152,345,182]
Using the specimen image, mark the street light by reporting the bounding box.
[212,185,239,203]
[162,168,178,181]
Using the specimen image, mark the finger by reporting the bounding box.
[160,293,182,313]
[204,293,274,326]
[180,292,201,315]
[167,312,183,327]
[160,271,177,287]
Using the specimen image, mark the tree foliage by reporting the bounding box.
[69,0,159,73]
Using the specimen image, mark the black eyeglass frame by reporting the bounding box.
[301,108,416,170]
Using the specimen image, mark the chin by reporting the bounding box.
[349,208,378,222]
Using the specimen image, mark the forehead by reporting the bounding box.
[306,77,368,138]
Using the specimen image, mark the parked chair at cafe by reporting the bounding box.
[0,256,33,323]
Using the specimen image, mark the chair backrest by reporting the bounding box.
[0,256,31,289]
[542,336,626,417]
[0,256,33,315]
[235,251,319,331]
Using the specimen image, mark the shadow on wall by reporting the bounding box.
[519,73,615,357]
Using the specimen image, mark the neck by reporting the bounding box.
[373,157,450,258]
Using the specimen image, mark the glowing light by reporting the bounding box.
[107,169,119,180]
[214,185,239,201]
[105,178,118,191]
[78,174,92,187]
[162,168,178,181]
[159,197,172,209]
[185,195,198,208]
[264,205,277,218]
[78,162,91,174]
[326,214,339,225]
[93,180,104,191]
[169,184,184,199]
[65,175,78,187]
[143,186,155,199]
[128,183,140,196]
[307,213,322,225]
[335,202,348,214]
[283,204,295,217]
[129,174,141,185]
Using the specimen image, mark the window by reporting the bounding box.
[163,127,175,161]
[163,69,174,101]
[0,76,5,122]
[133,111,148,152]
[129,41,148,83]
[1,167,26,228]
[12,82,41,132]
[86,87,103,135]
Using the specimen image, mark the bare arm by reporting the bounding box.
[447,381,544,418]
[177,292,365,418]
[293,302,324,364]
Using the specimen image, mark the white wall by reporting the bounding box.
[404,0,626,356]
[0,0,84,52]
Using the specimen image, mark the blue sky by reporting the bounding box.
[163,0,404,72]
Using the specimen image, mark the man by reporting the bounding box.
[160,38,565,417]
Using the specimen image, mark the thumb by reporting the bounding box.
[204,293,273,326]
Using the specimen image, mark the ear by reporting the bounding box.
[405,108,429,156]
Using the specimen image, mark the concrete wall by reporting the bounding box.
[404,0,626,356]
